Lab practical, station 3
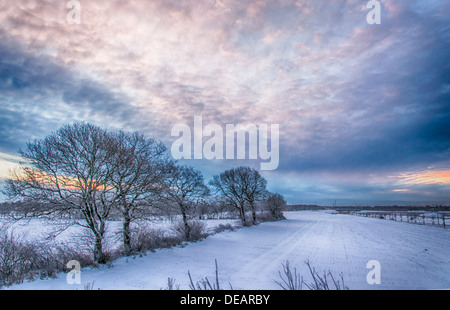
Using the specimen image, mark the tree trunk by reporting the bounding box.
[182,209,191,241]
[239,204,247,226]
[93,220,107,264]
[93,234,106,264]
[123,213,132,255]
[250,202,257,225]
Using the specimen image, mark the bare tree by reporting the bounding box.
[239,167,268,224]
[109,130,170,255]
[209,167,268,226]
[163,164,209,240]
[3,123,122,263]
[209,169,248,226]
[266,192,287,220]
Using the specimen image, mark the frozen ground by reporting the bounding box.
[4,211,450,290]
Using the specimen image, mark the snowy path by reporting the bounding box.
[6,211,450,290]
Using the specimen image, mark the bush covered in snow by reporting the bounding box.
[0,228,93,287]
[130,225,183,253]
[171,219,208,242]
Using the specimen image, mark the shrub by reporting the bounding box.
[188,259,232,290]
[256,211,276,223]
[275,260,349,290]
[171,220,207,242]
[131,226,183,253]
[0,229,93,287]
[0,231,31,286]
[213,223,235,234]
[275,260,303,290]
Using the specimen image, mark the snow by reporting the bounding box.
[1,216,239,251]
[3,211,450,290]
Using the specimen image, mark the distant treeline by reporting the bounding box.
[286,204,327,211]
[286,204,450,212]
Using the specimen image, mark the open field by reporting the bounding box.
[4,211,450,290]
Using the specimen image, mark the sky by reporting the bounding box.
[0,0,449,205]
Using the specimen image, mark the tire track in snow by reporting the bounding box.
[231,218,318,289]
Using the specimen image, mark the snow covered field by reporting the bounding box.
[4,211,450,290]
[1,216,239,250]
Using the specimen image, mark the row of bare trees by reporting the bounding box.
[2,122,286,264]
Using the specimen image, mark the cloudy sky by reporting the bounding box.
[1,0,449,205]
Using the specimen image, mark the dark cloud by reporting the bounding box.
[274,0,450,178]
[0,36,145,153]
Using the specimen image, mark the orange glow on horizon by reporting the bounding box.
[397,170,450,185]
